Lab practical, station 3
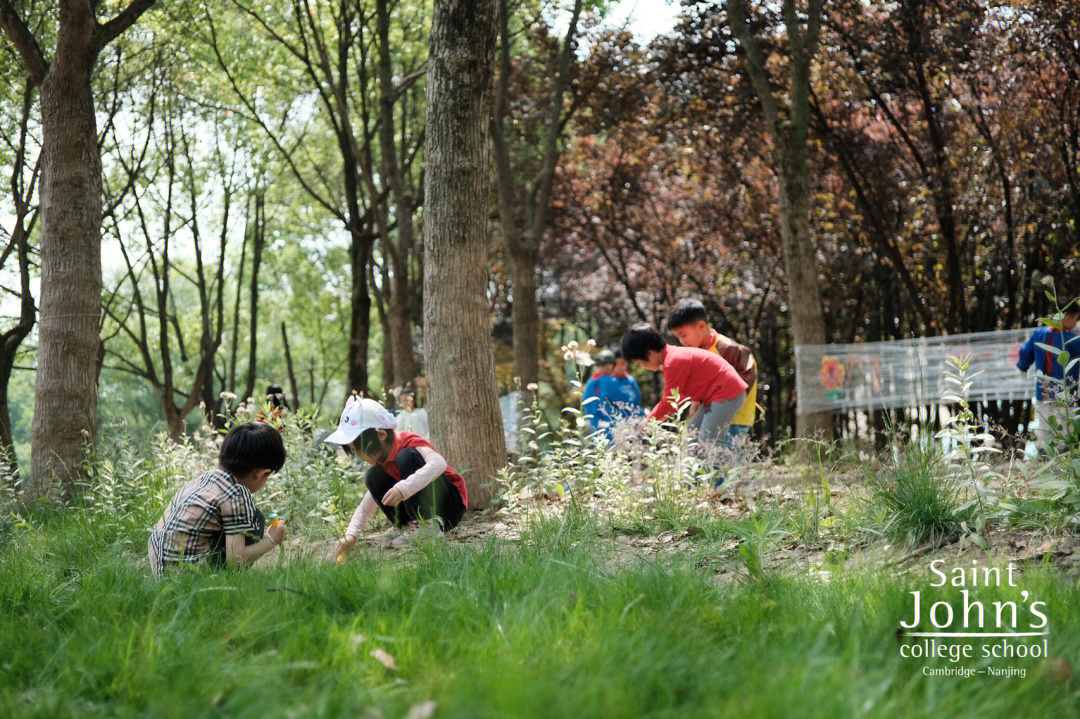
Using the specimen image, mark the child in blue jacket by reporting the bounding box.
[582,350,616,432]
[595,351,644,441]
[1016,301,1080,450]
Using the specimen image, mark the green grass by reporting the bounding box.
[2,509,1078,718]
[861,444,965,547]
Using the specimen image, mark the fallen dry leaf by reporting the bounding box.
[405,701,437,719]
[370,648,397,671]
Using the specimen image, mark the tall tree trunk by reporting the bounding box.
[0,246,34,461]
[376,0,419,385]
[281,322,300,411]
[0,81,37,471]
[510,244,540,386]
[424,0,506,509]
[242,193,265,403]
[29,22,102,498]
[727,0,832,441]
[228,195,251,394]
[348,228,373,396]
[493,0,583,390]
[1,0,157,501]
[371,259,396,393]
[776,128,831,439]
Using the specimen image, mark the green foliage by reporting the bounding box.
[861,442,963,548]
[935,354,1013,550]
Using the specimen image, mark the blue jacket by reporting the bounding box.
[595,374,643,439]
[1016,326,1080,400]
[581,374,605,429]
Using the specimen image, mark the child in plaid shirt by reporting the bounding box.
[147,423,287,575]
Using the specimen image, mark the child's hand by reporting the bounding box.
[336,534,357,557]
[267,521,287,547]
[382,486,405,507]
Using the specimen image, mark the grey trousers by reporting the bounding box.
[688,391,747,448]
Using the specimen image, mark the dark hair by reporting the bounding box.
[266,385,290,410]
[219,422,286,477]
[621,323,667,362]
[666,298,709,331]
[595,349,616,367]
[352,427,395,457]
[1064,300,1080,318]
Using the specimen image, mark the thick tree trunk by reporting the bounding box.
[28,26,101,499]
[510,245,540,387]
[424,0,506,510]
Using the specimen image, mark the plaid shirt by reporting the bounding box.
[147,468,260,575]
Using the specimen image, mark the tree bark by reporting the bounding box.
[348,228,373,396]
[493,0,583,390]
[281,322,300,411]
[242,192,265,403]
[424,0,507,509]
[1,0,157,498]
[0,79,38,470]
[376,0,420,386]
[510,244,540,386]
[29,14,102,497]
[726,0,832,441]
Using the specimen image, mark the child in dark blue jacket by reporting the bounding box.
[1016,301,1080,450]
[595,351,643,441]
[582,350,616,432]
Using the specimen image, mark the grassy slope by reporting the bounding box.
[1,512,1078,719]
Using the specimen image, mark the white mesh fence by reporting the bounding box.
[795,328,1039,416]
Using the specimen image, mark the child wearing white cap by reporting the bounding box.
[324,395,468,553]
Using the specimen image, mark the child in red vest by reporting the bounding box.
[324,396,467,554]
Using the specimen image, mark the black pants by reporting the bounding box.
[366,448,465,530]
[208,508,265,567]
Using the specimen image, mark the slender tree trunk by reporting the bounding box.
[424,0,506,509]
[776,130,831,439]
[371,259,396,392]
[727,0,832,442]
[510,245,540,386]
[228,197,250,394]
[348,228,373,396]
[376,0,419,385]
[281,322,300,411]
[242,194,265,403]
[29,24,101,498]
[492,0,582,391]
[0,99,36,468]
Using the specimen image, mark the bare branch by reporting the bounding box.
[0,0,48,83]
[95,0,157,52]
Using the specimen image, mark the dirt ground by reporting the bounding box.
[282,466,1080,581]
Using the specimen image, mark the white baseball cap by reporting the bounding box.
[323,395,397,445]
